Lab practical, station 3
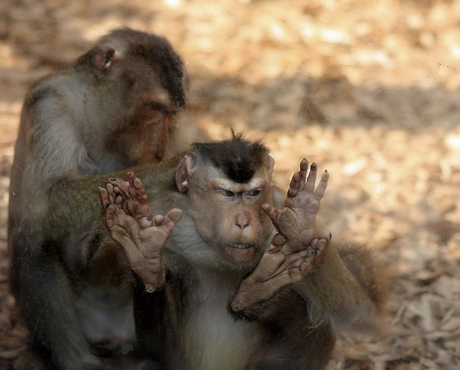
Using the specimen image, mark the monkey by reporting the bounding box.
[98,136,388,370]
[8,28,187,369]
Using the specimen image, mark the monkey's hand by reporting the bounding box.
[106,172,153,229]
[262,159,328,253]
[99,187,183,292]
[231,234,330,311]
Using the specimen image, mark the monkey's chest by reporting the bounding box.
[180,285,261,370]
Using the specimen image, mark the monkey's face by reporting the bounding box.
[105,57,185,166]
[189,168,275,268]
[114,98,172,165]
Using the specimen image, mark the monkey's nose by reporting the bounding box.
[153,148,166,162]
[235,214,250,229]
[155,152,165,161]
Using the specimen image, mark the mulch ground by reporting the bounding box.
[0,1,459,369]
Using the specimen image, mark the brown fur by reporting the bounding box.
[8,28,186,370]
[101,138,388,370]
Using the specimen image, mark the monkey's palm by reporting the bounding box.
[263,160,328,252]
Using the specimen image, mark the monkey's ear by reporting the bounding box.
[94,44,117,71]
[266,155,275,180]
[175,155,193,193]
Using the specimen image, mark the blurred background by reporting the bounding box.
[1,0,460,368]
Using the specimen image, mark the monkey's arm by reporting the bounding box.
[40,160,179,241]
[231,238,386,331]
[231,160,387,330]
[297,241,388,330]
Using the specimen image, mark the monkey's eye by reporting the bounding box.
[217,189,236,198]
[243,189,262,201]
[248,189,261,197]
[148,101,169,113]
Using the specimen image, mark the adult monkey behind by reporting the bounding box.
[100,136,388,370]
[8,28,187,369]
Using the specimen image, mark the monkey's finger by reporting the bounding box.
[254,251,286,281]
[166,208,183,224]
[316,235,330,252]
[232,270,301,311]
[309,238,319,249]
[299,259,315,276]
[272,253,303,274]
[304,163,318,194]
[133,176,150,204]
[161,209,183,231]
[300,238,329,275]
[104,183,116,204]
[287,172,301,198]
[114,194,124,207]
[152,215,165,226]
[313,171,329,201]
[99,187,110,209]
[105,183,112,192]
[104,204,117,229]
[300,248,322,276]
[297,158,309,191]
[266,233,286,254]
[127,172,138,199]
[261,203,281,225]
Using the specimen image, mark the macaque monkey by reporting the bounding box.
[99,136,388,370]
[8,28,187,369]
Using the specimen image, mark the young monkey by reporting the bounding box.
[99,137,386,370]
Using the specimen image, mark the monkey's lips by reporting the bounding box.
[223,242,257,263]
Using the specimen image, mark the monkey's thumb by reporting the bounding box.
[167,208,183,223]
[266,233,286,254]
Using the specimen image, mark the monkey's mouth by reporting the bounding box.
[223,242,258,264]
[225,242,255,250]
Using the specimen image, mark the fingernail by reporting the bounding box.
[311,163,317,170]
[232,301,243,312]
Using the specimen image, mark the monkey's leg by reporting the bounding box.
[100,184,182,291]
[19,244,105,370]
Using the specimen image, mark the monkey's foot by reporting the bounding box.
[262,159,328,252]
[231,235,330,311]
[106,172,153,228]
[99,187,182,291]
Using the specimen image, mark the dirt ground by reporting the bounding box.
[1,0,460,369]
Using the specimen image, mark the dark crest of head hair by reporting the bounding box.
[193,134,268,184]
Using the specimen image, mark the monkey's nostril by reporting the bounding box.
[236,217,250,229]
[154,150,165,161]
